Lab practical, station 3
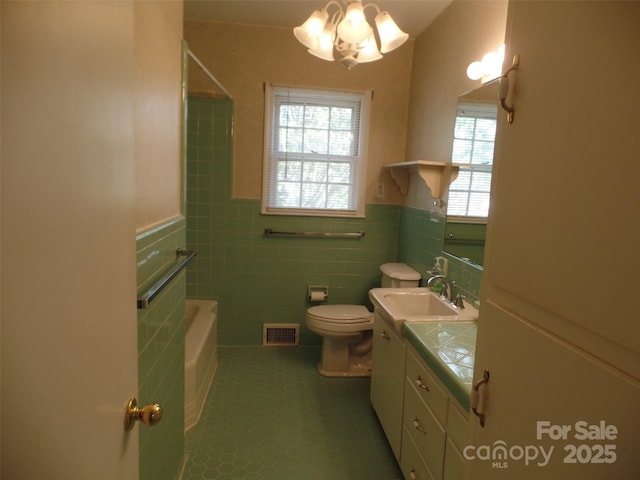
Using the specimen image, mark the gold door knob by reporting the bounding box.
[124,397,163,432]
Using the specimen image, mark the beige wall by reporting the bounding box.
[183,20,413,205]
[134,1,184,231]
[405,0,508,211]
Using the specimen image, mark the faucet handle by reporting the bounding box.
[449,281,458,302]
[440,281,450,300]
[454,294,466,309]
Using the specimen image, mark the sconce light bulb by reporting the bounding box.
[481,51,501,78]
[467,61,484,80]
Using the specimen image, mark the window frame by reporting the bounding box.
[446,101,498,223]
[261,84,371,218]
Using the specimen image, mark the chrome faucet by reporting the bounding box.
[426,274,447,289]
[427,275,465,309]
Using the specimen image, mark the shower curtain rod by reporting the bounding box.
[188,50,233,100]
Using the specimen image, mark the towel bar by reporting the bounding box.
[137,249,197,309]
[263,228,364,238]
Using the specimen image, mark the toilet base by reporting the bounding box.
[316,334,372,377]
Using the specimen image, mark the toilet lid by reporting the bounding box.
[307,305,372,324]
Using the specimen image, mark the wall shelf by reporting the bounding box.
[384,160,460,199]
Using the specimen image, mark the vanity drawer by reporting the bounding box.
[400,425,436,480]
[406,347,449,424]
[446,401,469,452]
[403,378,446,479]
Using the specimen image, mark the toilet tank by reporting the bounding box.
[379,263,420,288]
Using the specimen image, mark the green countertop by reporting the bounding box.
[402,321,477,411]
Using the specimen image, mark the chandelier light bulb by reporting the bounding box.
[293,9,329,49]
[309,28,337,61]
[337,2,369,44]
[356,27,383,63]
[375,11,408,53]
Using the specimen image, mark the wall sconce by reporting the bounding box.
[498,54,520,124]
[466,45,505,83]
[293,0,408,70]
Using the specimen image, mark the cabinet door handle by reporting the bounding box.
[409,468,417,479]
[413,417,427,434]
[471,369,490,427]
[380,330,390,340]
[415,376,430,391]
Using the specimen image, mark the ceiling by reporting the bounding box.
[183,1,453,38]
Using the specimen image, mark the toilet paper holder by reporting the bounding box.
[308,286,328,302]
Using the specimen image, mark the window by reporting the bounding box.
[447,101,498,220]
[262,85,371,217]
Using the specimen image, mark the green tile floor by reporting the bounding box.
[183,346,403,480]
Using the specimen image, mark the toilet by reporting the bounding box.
[305,263,421,377]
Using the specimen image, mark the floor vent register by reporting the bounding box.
[262,323,300,346]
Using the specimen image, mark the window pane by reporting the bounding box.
[451,170,471,190]
[327,184,350,209]
[280,104,303,127]
[454,117,475,139]
[330,107,353,130]
[303,129,328,154]
[328,162,351,183]
[303,161,328,182]
[304,105,329,129]
[276,182,301,207]
[278,127,302,152]
[468,192,490,216]
[475,118,496,141]
[470,171,492,192]
[277,160,301,181]
[448,191,469,216]
[329,131,354,155]
[301,183,326,208]
[452,139,472,163]
[471,140,495,165]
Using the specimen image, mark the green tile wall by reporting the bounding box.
[136,217,186,480]
[185,95,483,345]
[397,206,446,275]
[398,206,483,305]
[185,96,401,345]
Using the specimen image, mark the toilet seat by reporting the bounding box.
[307,305,372,324]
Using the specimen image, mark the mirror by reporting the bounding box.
[443,80,499,266]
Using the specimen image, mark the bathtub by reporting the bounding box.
[185,299,218,431]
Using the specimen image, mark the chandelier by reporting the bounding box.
[293,0,409,70]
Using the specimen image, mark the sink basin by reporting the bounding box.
[382,291,458,318]
[368,287,478,330]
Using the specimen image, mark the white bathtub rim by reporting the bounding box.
[185,299,218,432]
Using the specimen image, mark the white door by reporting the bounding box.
[2,2,139,478]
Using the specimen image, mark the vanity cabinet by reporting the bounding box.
[370,310,406,460]
[399,344,469,480]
